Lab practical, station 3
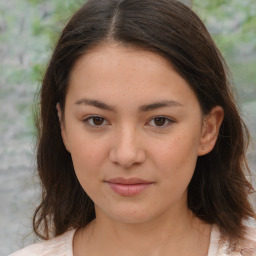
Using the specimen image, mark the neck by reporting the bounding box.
[74,207,212,256]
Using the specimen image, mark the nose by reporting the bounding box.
[109,126,146,169]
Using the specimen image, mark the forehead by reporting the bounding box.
[70,42,175,80]
[66,43,199,110]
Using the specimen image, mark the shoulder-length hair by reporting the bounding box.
[34,0,255,245]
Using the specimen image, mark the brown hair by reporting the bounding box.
[34,0,255,246]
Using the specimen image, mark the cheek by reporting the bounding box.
[66,128,109,178]
[69,137,108,198]
[71,140,106,170]
[154,133,199,164]
[150,130,200,184]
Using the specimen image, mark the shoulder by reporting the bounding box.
[239,225,256,255]
[245,225,256,241]
[223,225,256,256]
[9,229,76,256]
[209,224,256,256]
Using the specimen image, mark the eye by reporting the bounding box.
[83,115,109,127]
[147,116,174,127]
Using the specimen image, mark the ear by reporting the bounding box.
[198,106,224,156]
[56,103,70,152]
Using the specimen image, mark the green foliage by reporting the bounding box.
[193,0,256,104]
[30,63,45,83]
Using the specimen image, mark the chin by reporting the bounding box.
[102,205,157,224]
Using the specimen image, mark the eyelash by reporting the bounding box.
[83,115,110,128]
[146,116,174,128]
[83,115,174,128]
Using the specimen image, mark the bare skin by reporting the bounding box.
[58,42,223,256]
[73,212,212,256]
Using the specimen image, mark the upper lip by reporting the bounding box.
[105,177,153,185]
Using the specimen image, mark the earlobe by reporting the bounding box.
[56,103,70,152]
[198,106,224,156]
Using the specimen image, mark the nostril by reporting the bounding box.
[109,146,146,168]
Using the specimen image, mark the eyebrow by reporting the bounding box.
[75,98,115,111]
[74,98,183,112]
[139,100,183,112]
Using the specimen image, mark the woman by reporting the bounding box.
[10,0,256,255]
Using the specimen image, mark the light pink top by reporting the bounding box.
[9,225,256,256]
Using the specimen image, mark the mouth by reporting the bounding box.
[105,177,154,196]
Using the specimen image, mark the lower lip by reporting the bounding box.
[106,182,153,196]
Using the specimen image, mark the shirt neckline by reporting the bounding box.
[67,225,221,256]
[207,225,221,256]
[65,229,76,256]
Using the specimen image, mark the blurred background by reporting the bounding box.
[0,0,255,255]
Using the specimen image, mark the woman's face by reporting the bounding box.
[59,43,217,224]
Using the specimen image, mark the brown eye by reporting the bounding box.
[92,116,104,126]
[147,116,174,128]
[84,116,109,127]
[153,117,166,126]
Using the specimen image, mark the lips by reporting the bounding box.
[105,177,153,196]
